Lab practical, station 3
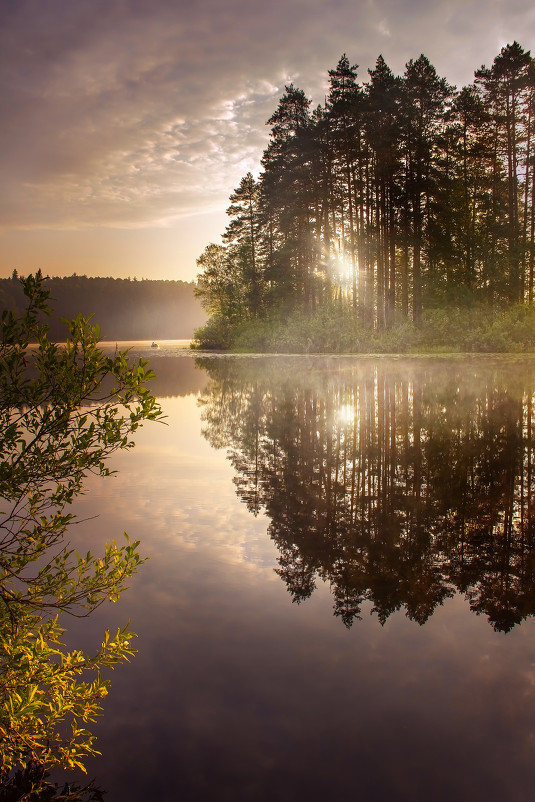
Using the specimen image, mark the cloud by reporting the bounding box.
[1,0,534,277]
[0,0,292,230]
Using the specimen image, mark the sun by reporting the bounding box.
[336,403,356,426]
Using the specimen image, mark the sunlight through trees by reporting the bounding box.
[195,42,535,348]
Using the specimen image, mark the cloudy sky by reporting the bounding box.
[1,0,534,282]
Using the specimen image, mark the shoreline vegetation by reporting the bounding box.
[194,42,535,356]
[192,302,535,354]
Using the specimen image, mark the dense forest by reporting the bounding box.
[0,273,206,340]
[195,42,535,351]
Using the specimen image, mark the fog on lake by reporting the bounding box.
[64,349,535,802]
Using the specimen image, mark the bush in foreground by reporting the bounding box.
[0,273,162,780]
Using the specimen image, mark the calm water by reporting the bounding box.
[64,350,535,802]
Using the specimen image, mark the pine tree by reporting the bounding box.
[365,55,404,324]
[476,42,533,301]
[326,55,362,311]
[401,55,453,322]
[223,173,263,316]
[260,84,313,308]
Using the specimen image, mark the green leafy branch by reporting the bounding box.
[0,272,164,779]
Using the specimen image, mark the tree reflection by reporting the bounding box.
[197,357,535,633]
[1,763,104,801]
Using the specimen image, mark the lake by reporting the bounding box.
[64,349,535,802]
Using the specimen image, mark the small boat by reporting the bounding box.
[151,342,159,348]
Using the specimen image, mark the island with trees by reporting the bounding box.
[194,42,535,353]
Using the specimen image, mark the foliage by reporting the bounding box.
[0,273,163,779]
[195,41,535,345]
[192,313,236,350]
[193,300,535,354]
[1,761,103,801]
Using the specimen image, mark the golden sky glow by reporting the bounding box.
[1,0,534,282]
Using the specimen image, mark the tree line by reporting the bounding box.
[0,273,206,340]
[196,42,535,340]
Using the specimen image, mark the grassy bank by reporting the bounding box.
[192,303,535,353]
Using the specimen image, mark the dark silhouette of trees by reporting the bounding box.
[0,275,205,340]
[197,355,535,632]
[261,84,314,309]
[475,42,534,302]
[196,42,535,339]
[223,173,263,317]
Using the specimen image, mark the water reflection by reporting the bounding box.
[197,356,535,632]
[51,355,535,802]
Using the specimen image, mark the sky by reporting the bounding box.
[1,0,534,283]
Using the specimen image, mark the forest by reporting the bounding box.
[194,42,535,351]
[0,273,206,340]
